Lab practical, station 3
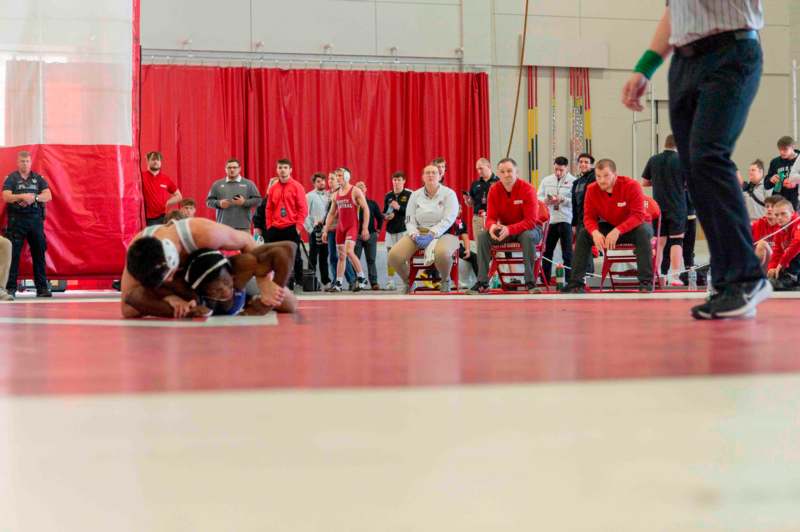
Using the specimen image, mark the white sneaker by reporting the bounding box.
[386,280,396,291]
[668,272,684,287]
[0,288,14,302]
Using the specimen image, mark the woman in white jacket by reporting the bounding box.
[387,165,459,293]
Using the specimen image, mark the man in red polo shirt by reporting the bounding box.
[141,151,182,226]
[468,157,540,294]
[562,158,653,293]
[264,158,308,288]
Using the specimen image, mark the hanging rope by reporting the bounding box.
[505,0,531,158]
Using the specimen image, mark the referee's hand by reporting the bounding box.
[622,73,648,112]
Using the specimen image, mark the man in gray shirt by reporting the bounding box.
[205,158,262,231]
[304,172,331,287]
[622,0,769,320]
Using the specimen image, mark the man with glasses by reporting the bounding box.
[205,158,262,232]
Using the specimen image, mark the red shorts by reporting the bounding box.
[335,223,358,245]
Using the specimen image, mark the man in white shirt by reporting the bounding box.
[538,156,576,281]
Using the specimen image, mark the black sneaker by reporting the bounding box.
[466,281,489,295]
[36,288,53,298]
[770,271,800,292]
[638,281,654,293]
[111,280,121,291]
[326,281,343,293]
[711,278,772,319]
[690,293,719,320]
[525,282,542,294]
[560,282,586,294]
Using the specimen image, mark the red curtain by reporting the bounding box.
[140,66,490,235]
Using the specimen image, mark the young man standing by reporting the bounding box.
[766,136,799,209]
[642,134,686,286]
[304,173,331,288]
[538,156,576,281]
[264,159,307,288]
[383,171,412,291]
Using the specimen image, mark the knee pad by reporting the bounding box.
[667,237,684,249]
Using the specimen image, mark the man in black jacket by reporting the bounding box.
[570,153,596,273]
[765,136,800,209]
[355,181,383,289]
[383,171,412,290]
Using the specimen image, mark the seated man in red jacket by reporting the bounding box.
[562,158,653,293]
[752,195,783,268]
[767,199,800,291]
[468,157,541,294]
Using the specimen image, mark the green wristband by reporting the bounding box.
[634,50,663,79]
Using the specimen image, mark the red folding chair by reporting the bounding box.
[487,222,550,291]
[600,218,661,291]
[408,247,459,293]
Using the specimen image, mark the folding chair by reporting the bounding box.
[487,221,550,291]
[600,218,661,291]
[408,247,459,293]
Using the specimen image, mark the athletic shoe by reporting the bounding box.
[560,282,586,294]
[770,271,800,292]
[386,280,396,291]
[712,278,772,319]
[326,281,343,293]
[692,279,771,320]
[0,289,14,301]
[439,280,451,293]
[404,284,414,295]
[111,280,121,291]
[526,282,542,294]
[36,288,52,298]
[638,282,654,293]
[371,283,381,291]
[466,281,489,295]
[668,272,684,287]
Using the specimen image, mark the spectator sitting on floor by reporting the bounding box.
[562,158,653,293]
[468,157,541,294]
[179,198,196,218]
[740,159,769,221]
[754,195,786,270]
[387,165,459,293]
[354,181,383,290]
[767,199,800,291]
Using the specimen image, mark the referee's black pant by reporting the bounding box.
[264,225,303,287]
[6,213,49,291]
[669,35,763,290]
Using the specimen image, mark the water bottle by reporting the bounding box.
[688,268,697,291]
[556,264,565,289]
[775,170,786,193]
[490,273,501,289]
[706,266,713,296]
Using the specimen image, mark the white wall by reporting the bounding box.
[142,0,796,179]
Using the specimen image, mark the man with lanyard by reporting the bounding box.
[623,0,771,319]
[141,151,182,226]
[538,156,576,282]
[264,159,307,289]
[2,150,53,298]
[383,171,412,290]
[642,134,687,286]
[464,158,498,243]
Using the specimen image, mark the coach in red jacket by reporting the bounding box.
[468,157,541,294]
[562,158,653,293]
[264,158,308,288]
